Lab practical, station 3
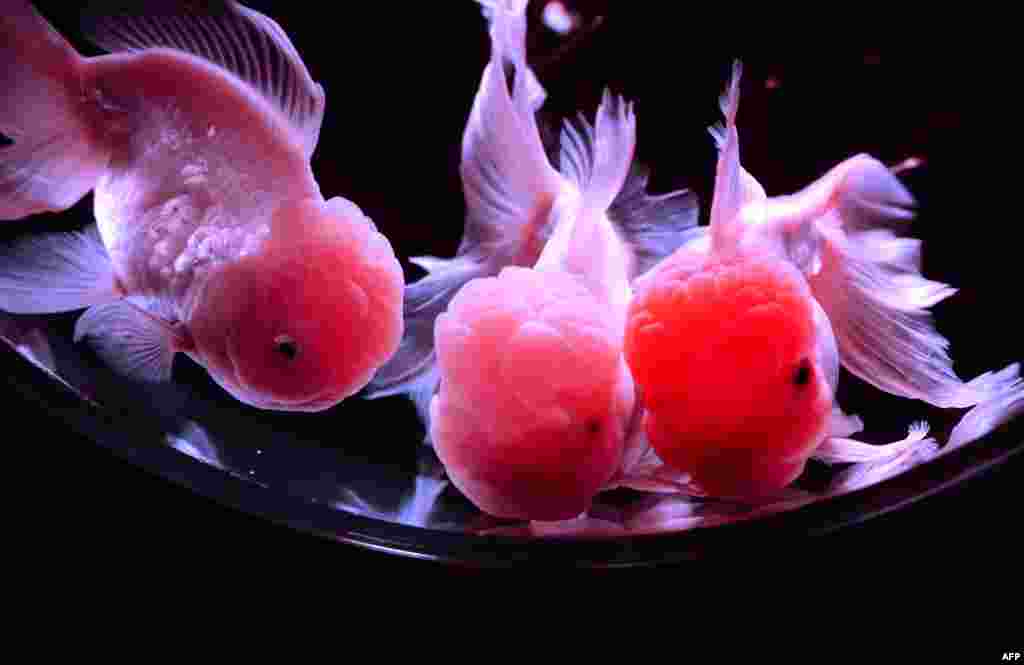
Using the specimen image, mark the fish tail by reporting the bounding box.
[947,363,1024,451]
[959,363,1023,407]
[558,90,638,271]
[476,0,545,110]
[1,1,108,220]
[557,93,701,277]
[477,0,531,63]
[575,90,637,220]
[364,256,496,439]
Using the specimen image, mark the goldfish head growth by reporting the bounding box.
[430,266,634,521]
[625,251,834,497]
[188,197,404,412]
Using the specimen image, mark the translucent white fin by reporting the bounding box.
[460,0,564,264]
[83,0,325,158]
[364,256,492,433]
[743,151,1006,411]
[557,90,701,276]
[561,90,637,219]
[808,201,985,408]
[0,226,120,314]
[828,406,865,439]
[607,164,701,276]
[551,90,639,301]
[1,2,108,219]
[945,364,1024,452]
[476,1,543,107]
[815,421,933,465]
[826,423,939,494]
[74,300,176,383]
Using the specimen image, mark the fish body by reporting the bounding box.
[624,62,1022,498]
[431,266,634,520]
[627,250,835,496]
[0,2,404,411]
[368,0,698,520]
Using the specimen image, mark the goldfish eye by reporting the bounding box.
[793,358,812,387]
[274,334,299,361]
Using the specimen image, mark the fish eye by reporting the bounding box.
[793,358,812,387]
[273,334,299,361]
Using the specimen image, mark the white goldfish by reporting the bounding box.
[622,62,1023,498]
[0,1,403,411]
[367,0,698,520]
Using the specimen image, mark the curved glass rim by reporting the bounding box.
[7,342,1021,568]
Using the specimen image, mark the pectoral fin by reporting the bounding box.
[74,301,177,383]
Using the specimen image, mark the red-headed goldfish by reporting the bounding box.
[623,62,1022,498]
[366,0,698,520]
[0,1,403,411]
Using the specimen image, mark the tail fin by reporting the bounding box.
[947,364,1024,452]
[1,2,108,220]
[459,0,562,268]
[476,0,544,108]
[570,90,637,221]
[800,155,1004,411]
[559,91,702,278]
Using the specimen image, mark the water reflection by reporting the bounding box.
[167,421,224,471]
[2,311,1022,539]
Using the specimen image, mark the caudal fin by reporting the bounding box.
[946,364,1024,452]
[1,2,108,220]
[559,92,702,277]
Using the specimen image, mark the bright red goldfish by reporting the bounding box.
[623,61,1022,498]
[0,1,403,411]
[367,0,698,520]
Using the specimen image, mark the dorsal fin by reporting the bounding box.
[83,1,325,158]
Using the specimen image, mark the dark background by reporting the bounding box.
[4,2,1020,584]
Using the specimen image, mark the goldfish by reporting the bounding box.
[366,0,698,520]
[622,61,1023,498]
[0,1,404,411]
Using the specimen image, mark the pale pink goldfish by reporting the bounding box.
[622,62,1022,498]
[366,0,698,520]
[0,1,403,411]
